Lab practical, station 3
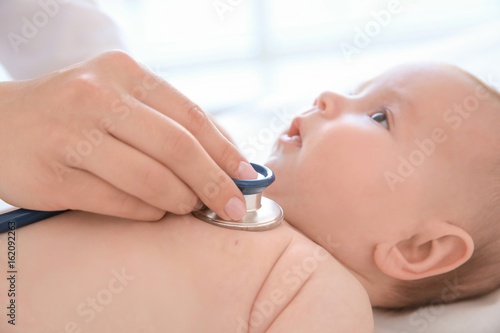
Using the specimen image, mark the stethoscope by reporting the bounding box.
[192,163,283,231]
[0,163,283,233]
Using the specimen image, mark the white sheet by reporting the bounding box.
[374,287,500,333]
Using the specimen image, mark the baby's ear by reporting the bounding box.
[373,220,474,280]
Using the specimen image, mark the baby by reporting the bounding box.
[1,63,499,332]
[265,62,500,309]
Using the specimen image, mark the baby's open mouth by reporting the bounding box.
[280,118,302,147]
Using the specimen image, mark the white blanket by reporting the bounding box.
[374,287,500,333]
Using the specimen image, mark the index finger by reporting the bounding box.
[136,72,257,180]
[107,102,251,221]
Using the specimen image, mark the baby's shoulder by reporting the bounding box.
[247,224,374,332]
[166,214,374,331]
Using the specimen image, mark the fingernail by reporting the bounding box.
[238,161,258,179]
[224,196,246,221]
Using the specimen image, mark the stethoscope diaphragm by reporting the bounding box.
[192,163,283,231]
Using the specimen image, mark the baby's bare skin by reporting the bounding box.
[0,211,372,332]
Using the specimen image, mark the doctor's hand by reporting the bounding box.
[0,51,257,221]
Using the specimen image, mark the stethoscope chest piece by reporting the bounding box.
[192,163,283,231]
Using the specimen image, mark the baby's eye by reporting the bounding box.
[370,111,389,130]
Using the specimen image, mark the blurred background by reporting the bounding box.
[93,0,500,161]
[96,0,499,106]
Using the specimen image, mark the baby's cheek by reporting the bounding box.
[324,129,387,180]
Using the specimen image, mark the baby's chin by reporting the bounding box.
[263,154,276,169]
[263,150,298,207]
[263,155,281,189]
[264,145,286,172]
[266,135,288,161]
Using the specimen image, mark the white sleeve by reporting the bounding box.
[0,0,128,80]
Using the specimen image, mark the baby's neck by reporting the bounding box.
[281,218,390,307]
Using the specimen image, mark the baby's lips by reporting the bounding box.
[290,134,302,146]
[288,117,302,137]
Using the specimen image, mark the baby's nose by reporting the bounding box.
[315,91,348,118]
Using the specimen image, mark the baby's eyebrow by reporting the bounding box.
[353,78,414,119]
[349,79,376,96]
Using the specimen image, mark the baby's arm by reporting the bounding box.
[247,236,374,333]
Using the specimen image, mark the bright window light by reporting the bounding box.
[96,0,500,112]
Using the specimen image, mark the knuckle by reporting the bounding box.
[62,74,117,113]
[66,74,102,98]
[168,190,198,215]
[185,193,199,211]
[167,128,195,161]
[119,198,147,218]
[144,209,167,222]
[172,200,197,215]
[97,50,135,67]
[172,205,191,215]
[184,102,209,135]
[94,50,143,77]
[46,126,72,155]
[218,141,240,174]
[138,165,164,201]
[110,190,162,221]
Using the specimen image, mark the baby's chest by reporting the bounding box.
[153,216,296,324]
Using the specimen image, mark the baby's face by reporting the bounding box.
[265,63,496,273]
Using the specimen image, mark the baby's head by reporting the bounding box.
[265,63,500,308]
